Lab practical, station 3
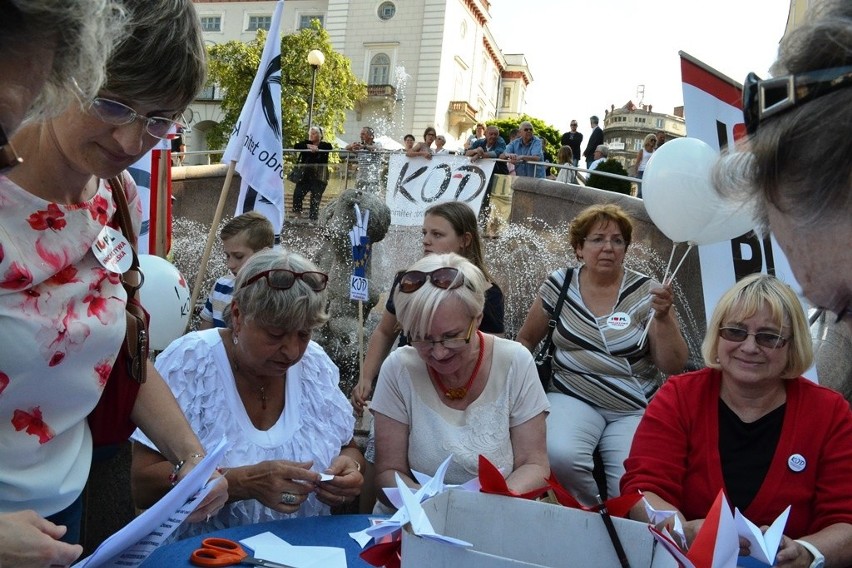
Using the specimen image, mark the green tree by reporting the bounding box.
[206,20,366,156]
[487,115,560,175]
[586,158,632,195]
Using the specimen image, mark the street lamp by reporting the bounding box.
[306,49,325,136]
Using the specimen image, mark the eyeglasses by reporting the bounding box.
[719,327,789,349]
[398,267,463,294]
[522,127,533,132]
[583,236,627,249]
[0,123,23,172]
[411,319,476,351]
[240,269,329,292]
[570,123,577,127]
[742,66,852,135]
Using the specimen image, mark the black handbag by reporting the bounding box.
[287,165,304,184]
[535,267,573,390]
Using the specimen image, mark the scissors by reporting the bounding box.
[190,537,296,568]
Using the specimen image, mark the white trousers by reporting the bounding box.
[546,391,644,506]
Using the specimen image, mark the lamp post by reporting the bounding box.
[306,49,325,136]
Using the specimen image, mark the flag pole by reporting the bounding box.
[185,160,237,333]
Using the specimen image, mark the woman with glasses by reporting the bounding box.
[371,253,549,512]
[406,126,437,159]
[622,274,852,567]
[713,0,851,330]
[131,250,364,539]
[0,0,227,548]
[516,203,688,506]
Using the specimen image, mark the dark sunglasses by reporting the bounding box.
[719,327,789,349]
[398,267,463,294]
[743,66,852,135]
[0,123,23,172]
[240,269,328,292]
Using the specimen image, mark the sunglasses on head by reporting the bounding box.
[240,269,328,292]
[743,66,852,135]
[719,327,789,349]
[398,267,463,294]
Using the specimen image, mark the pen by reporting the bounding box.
[596,494,631,568]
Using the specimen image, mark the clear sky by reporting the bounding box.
[488,0,791,136]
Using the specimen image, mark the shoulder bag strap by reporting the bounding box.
[538,267,573,360]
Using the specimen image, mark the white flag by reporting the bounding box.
[223,0,284,235]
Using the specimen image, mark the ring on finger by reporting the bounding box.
[280,492,299,505]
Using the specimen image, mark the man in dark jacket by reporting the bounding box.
[583,115,604,168]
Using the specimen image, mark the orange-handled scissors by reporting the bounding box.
[189,537,295,568]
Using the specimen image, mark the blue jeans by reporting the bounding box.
[46,493,83,544]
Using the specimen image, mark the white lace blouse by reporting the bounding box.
[132,329,355,539]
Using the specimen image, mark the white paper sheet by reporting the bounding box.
[734,506,790,566]
[240,532,346,568]
[72,437,228,567]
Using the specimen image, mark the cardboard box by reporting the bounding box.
[401,490,678,568]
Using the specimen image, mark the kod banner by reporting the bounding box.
[385,154,495,226]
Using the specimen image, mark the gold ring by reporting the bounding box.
[280,492,299,505]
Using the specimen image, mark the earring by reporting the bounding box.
[233,334,239,345]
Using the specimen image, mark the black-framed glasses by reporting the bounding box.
[398,267,463,294]
[719,327,789,349]
[0,122,23,172]
[743,66,852,135]
[411,319,476,351]
[240,269,328,292]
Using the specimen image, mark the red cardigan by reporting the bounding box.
[621,368,852,538]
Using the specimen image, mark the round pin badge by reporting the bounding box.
[787,453,806,473]
[606,312,631,330]
[92,225,133,274]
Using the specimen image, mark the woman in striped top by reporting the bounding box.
[517,203,688,505]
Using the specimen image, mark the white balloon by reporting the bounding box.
[137,254,191,351]
[643,138,755,245]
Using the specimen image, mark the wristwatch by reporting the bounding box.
[794,539,825,568]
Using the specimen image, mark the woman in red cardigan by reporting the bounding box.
[621,274,852,568]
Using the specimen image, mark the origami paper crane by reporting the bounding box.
[477,455,550,500]
[382,455,480,510]
[540,466,641,517]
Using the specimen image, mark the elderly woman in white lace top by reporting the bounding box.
[371,253,550,513]
[130,250,364,539]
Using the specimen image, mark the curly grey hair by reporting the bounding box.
[713,0,852,231]
[2,0,127,124]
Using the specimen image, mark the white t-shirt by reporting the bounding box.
[370,337,549,485]
[0,173,140,516]
[132,329,355,539]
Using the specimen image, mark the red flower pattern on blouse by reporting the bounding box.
[94,360,112,388]
[0,262,33,290]
[27,204,67,232]
[88,194,110,226]
[47,265,80,286]
[11,407,54,444]
[37,302,91,366]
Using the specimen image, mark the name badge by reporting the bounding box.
[788,453,806,473]
[607,312,631,330]
[92,225,133,274]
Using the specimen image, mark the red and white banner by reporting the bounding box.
[127,137,171,255]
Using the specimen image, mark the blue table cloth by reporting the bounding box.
[140,514,375,567]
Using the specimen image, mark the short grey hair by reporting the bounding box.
[104,0,206,112]
[590,115,600,125]
[3,0,127,124]
[394,253,486,341]
[226,249,329,331]
[596,145,609,157]
[712,0,852,231]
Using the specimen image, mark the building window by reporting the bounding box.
[378,2,396,20]
[247,15,272,31]
[299,15,324,29]
[501,86,512,109]
[656,118,664,128]
[369,53,390,85]
[200,16,221,32]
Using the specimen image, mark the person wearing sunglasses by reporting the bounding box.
[371,253,550,513]
[712,0,851,330]
[622,274,852,568]
[351,200,504,512]
[499,121,545,178]
[516,203,688,507]
[0,0,229,550]
[131,250,365,539]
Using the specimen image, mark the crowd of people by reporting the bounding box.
[2,0,851,567]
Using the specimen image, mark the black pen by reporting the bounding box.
[596,494,631,568]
